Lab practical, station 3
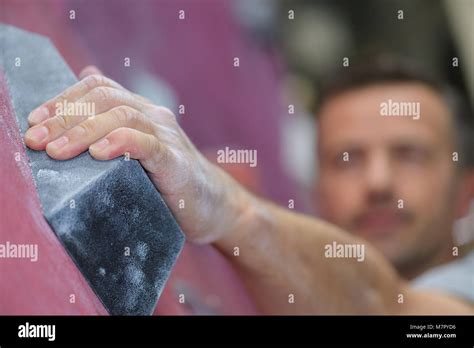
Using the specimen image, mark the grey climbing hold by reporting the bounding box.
[0,24,185,315]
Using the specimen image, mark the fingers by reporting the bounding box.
[79,65,103,79]
[75,86,153,115]
[25,71,170,165]
[40,106,155,160]
[27,74,126,126]
[89,127,162,162]
[25,88,154,150]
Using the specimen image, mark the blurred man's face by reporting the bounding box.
[316,83,461,276]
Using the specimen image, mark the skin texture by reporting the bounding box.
[24,68,473,314]
[316,83,472,280]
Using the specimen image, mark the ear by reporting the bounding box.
[455,169,474,219]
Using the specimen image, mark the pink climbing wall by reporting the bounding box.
[0,72,107,315]
[0,71,258,315]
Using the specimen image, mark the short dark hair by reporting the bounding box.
[316,56,474,168]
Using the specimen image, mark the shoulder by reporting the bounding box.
[412,251,474,305]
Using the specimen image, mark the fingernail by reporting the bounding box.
[90,138,109,152]
[25,126,49,143]
[28,106,49,124]
[48,136,69,150]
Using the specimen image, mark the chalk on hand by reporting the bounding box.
[0,24,185,315]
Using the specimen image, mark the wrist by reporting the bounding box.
[212,171,275,258]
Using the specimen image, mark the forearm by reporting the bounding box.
[213,172,403,314]
[23,69,471,315]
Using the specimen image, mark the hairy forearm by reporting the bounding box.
[213,173,403,314]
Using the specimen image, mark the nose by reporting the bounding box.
[364,150,394,203]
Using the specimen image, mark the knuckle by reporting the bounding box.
[144,133,156,152]
[111,105,140,125]
[52,88,73,109]
[115,127,133,142]
[54,114,75,130]
[75,120,96,136]
[53,96,68,113]
[91,86,113,100]
[156,106,176,119]
[82,74,106,89]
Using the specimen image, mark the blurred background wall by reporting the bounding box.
[1,0,472,241]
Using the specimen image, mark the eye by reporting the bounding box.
[395,145,429,162]
[333,149,363,169]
